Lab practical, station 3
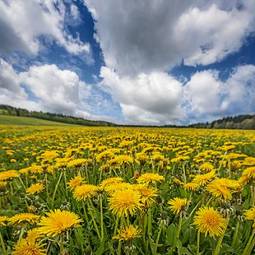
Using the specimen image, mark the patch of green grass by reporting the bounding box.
[0,115,74,126]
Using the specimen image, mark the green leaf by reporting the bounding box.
[166,224,177,246]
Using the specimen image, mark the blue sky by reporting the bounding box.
[0,0,255,124]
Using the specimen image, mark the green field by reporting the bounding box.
[0,115,72,126]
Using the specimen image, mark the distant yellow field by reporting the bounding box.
[1,126,255,254]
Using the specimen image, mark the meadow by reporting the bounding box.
[1,125,255,254]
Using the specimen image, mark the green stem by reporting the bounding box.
[0,231,7,255]
[87,200,101,239]
[242,230,255,255]
[182,163,187,184]
[147,208,152,237]
[45,174,49,204]
[113,217,120,236]
[100,195,104,241]
[176,214,182,241]
[213,217,229,255]
[58,235,65,255]
[205,196,213,206]
[117,240,122,255]
[18,176,27,191]
[51,172,63,207]
[153,221,163,255]
[231,220,240,248]
[18,227,25,242]
[196,231,200,255]
[63,171,68,198]
[82,201,89,223]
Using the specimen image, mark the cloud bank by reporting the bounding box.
[84,0,255,123]
[0,0,255,124]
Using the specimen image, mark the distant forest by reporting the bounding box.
[0,105,115,126]
[0,104,255,129]
[188,115,255,130]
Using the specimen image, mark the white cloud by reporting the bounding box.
[1,1,255,125]
[222,65,255,114]
[0,0,90,58]
[83,0,255,124]
[0,58,22,94]
[184,71,222,115]
[0,59,41,111]
[20,64,82,115]
[85,0,255,75]
[0,58,91,116]
[175,3,255,66]
[100,67,184,124]
[70,4,80,21]
[99,64,255,124]
[1,58,254,124]
[184,65,255,122]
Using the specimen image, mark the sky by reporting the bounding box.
[0,0,255,125]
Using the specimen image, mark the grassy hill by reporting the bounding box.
[0,105,115,126]
[0,115,73,126]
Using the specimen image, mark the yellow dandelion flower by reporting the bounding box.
[68,175,85,190]
[193,207,226,237]
[40,150,58,161]
[207,178,241,201]
[37,209,82,237]
[133,184,157,207]
[192,170,216,186]
[173,177,184,186]
[108,155,133,167]
[168,197,188,215]
[244,207,255,223]
[137,173,165,184]
[199,162,215,172]
[0,170,19,182]
[113,225,141,241]
[135,152,148,165]
[183,182,199,191]
[100,177,124,189]
[67,158,90,168]
[12,237,46,255]
[73,184,99,201]
[242,167,255,179]
[26,183,44,195]
[0,216,8,226]
[207,182,232,201]
[109,189,142,217]
[104,182,132,194]
[26,228,42,242]
[238,175,249,185]
[9,213,39,225]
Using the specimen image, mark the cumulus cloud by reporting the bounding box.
[184,65,255,122]
[175,3,255,66]
[184,71,223,115]
[0,58,92,116]
[100,67,184,124]
[0,0,90,58]
[20,64,82,115]
[0,59,40,111]
[1,58,254,124]
[82,0,255,123]
[222,65,255,115]
[1,1,254,125]
[99,65,255,124]
[85,0,255,75]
